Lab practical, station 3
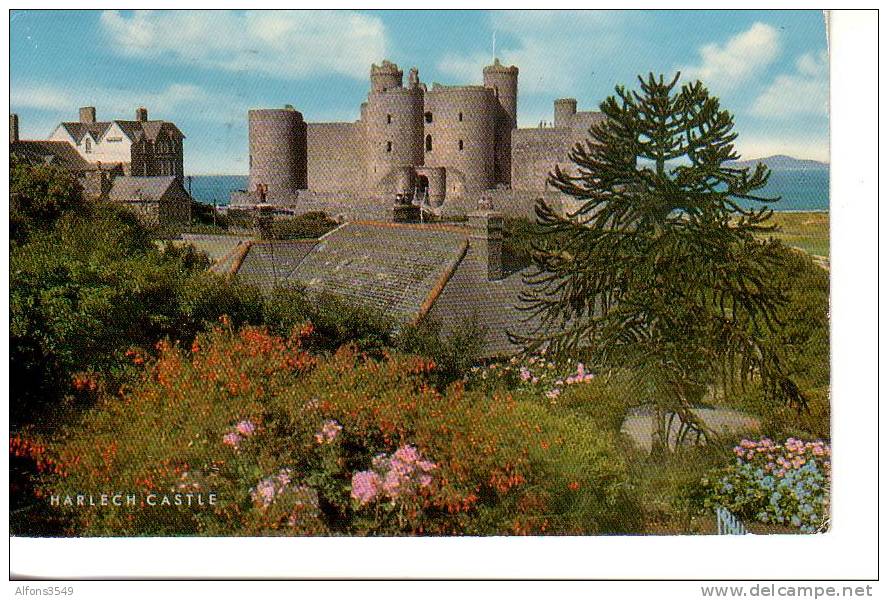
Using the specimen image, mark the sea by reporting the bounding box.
[186,169,829,212]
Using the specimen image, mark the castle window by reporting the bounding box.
[84,138,92,153]
[425,135,432,152]
[458,139,464,150]
[386,141,392,153]
[386,114,392,124]
[424,112,433,124]
[458,112,463,122]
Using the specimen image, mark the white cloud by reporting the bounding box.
[10,84,73,111]
[750,51,828,118]
[99,10,387,81]
[680,22,780,92]
[11,81,208,119]
[437,11,625,95]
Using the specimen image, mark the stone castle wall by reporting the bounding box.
[306,122,366,193]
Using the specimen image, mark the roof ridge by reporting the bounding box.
[413,238,469,324]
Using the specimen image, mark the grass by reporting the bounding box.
[764,211,830,258]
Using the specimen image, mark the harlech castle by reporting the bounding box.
[231,59,605,219]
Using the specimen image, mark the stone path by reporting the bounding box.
[621,407,761,452]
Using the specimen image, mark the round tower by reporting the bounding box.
[482,59,519,127]
[248,107,307,200]
[370,60,403,93]
[483,59,518,187]
[365,64,424,193]
[424,85,496,195]
[554,98,578,128]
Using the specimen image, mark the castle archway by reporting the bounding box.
[416,175,430,201]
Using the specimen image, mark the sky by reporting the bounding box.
[10,10,829,175]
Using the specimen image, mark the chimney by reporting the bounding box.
[10,114,19,143]
[79,106,96,124]
[136,107,148,122]
[468,206,504,281]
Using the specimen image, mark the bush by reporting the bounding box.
[22,322,639,536]
[697,437,831,532]
[271,211,339,240]
[10,160,85,243]
[394,317,486,388]
[263,288,395,354]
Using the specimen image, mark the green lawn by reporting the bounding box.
[765,211,830,259]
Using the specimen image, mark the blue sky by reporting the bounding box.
[10,10,829,175]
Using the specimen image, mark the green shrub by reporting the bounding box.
[263,288,395,354]
[513,401,643,534]
[10,160,85,243]
[630,443,735,533]
[271,211,339,240]
[394,317,486,388]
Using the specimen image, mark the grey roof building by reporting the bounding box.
[107,175,191,228]
[212,211,534,357]
[10,139,95,172]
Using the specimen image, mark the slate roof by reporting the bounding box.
[224,220,537,357]
[10,140,95,172]
[107,176,179,203]
[236,240,319,291]
[59,120,184,144]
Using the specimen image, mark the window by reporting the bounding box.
[425,135,432,152]
[458,139,464,150]
[386,114,392,124]
[424,112,433,124]
[84,138,92,153]
[458,112,463,122]
[386,141,392,153]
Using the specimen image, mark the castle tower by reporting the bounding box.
[365,61,424,193]
[370,60,404,93]
[424,85,496,195]
[554,98,577,128]
[482,59,519,186]
[248,107,307,200]
[482,59,518,127]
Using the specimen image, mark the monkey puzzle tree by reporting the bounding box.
[514,73,804,454]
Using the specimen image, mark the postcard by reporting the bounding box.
[8,8,863,584]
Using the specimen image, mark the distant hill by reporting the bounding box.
[726,155,828,171]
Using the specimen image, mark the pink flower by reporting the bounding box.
[416,459,437,472]
[315,419,343,444]
[519,367,531,382]
[222,431,242,448]
[236,420,256,436]
[351,471,381,505]
[254,479,276,507]
[382,469,404,497]
[394,444,420,464]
